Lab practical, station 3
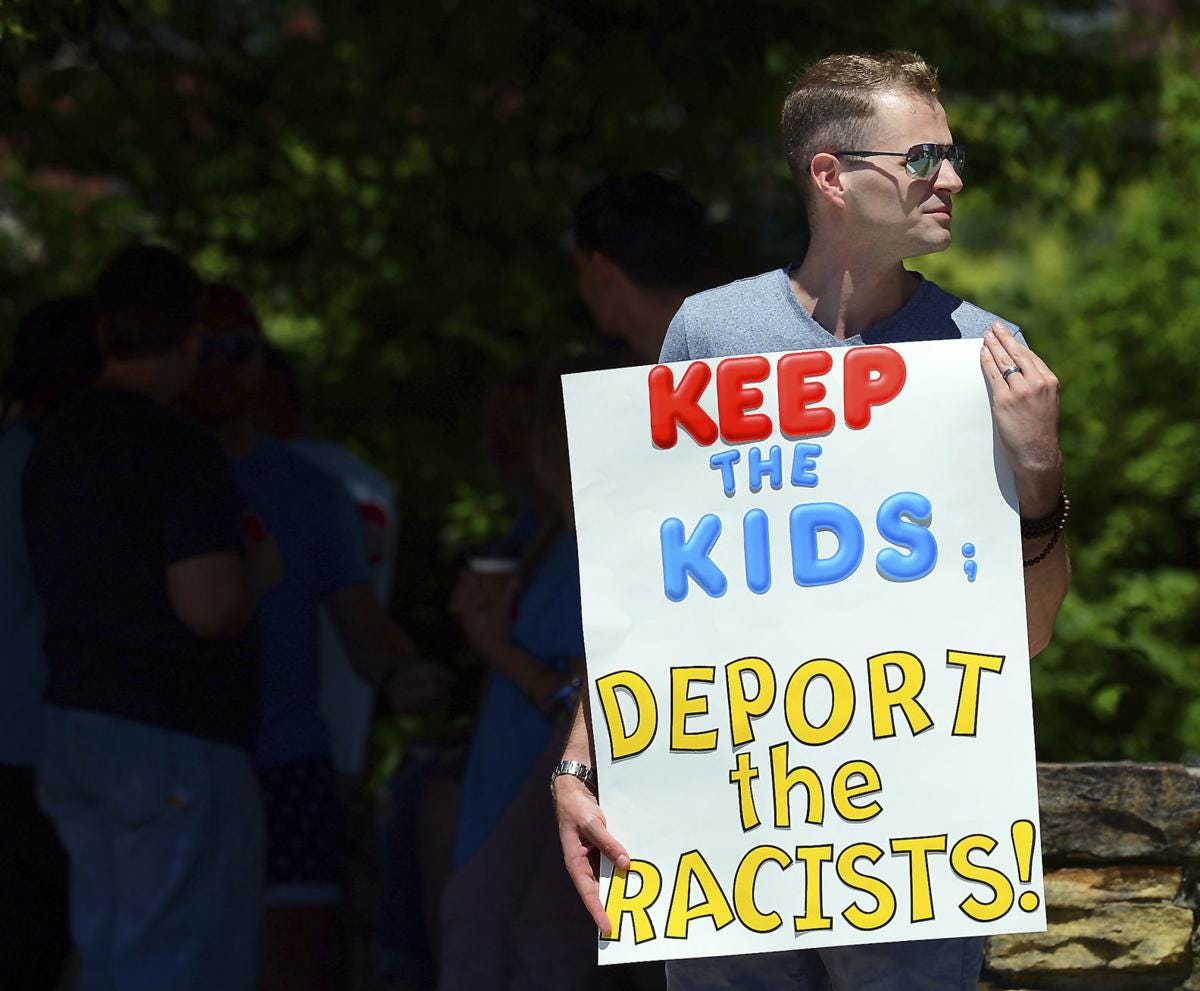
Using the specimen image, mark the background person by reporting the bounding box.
[438,356,599,991]
[572,173,707,364]
[178,282,452,991]
[24,243,271,991]
[0,294,102,991]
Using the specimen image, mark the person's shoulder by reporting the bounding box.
[662,269,790,362]
[679,269,785,321]
[921,279,1022,340]
[288,437,393,500]
[255,436,351,503]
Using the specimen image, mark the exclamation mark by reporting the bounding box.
[1011,819,1040,911]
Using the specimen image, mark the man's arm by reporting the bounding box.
[166,552,253,639]
[981,323,1070,656]
[325,582,452,713]
[553,693,630,934]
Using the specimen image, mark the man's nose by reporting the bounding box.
[933,157,964,194]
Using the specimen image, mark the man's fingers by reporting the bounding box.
[983,324,1017,376]
[980,343,1005,387]
[564,853,613,934]
[579,816,630,872]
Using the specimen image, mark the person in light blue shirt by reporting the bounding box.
[0,295,101,989]
[179,283,451,991]
[440,358,597,991]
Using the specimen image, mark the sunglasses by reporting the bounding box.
[199,333,261,363]
[832,143,965,179]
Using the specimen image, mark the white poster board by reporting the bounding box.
[562,340,1045,966]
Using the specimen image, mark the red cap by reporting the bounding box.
[200,283,262,335]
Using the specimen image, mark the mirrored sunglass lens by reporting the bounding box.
[906,147,935,178]
[949,146,965,172]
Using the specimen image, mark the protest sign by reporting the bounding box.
[562,339,1045,966]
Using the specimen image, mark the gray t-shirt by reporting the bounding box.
[660,267,1021,362]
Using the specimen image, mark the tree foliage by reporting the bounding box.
[0,1,1196,759]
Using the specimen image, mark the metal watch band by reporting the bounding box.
[550,759,597,794]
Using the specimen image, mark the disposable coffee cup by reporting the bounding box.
[467,556,520,575]
[466,555,520,610]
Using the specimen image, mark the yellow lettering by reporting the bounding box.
[726,656,777,747]
[770,742,824,827]
[792,844,834,932]
[602,860,663,944]
[728,751,761,831]
[890,835,947,923]
[867,651,933,739]
[784,658,855,746]
[951,834,1014,922]
[596,671,658,760]
[947,650,1005,736]
[665,851,735,939]
[733,846,791,933]
[671,666,718,751]
[831,760,883,822]
[837,843,896,931]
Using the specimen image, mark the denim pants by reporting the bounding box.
[37,706,265,991]
[665,937,985,991]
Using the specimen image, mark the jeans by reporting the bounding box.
[665,937,985,991]
[37,706,265,991]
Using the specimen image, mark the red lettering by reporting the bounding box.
[648,362,719,448]
[778,351,835,437]
[844,346,906,430]
[717,356,773,444]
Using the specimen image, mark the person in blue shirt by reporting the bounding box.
[0,295,101,991]
[178,283,452,991]
[439,358,597,991]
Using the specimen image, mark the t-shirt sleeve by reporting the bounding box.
[314,472,372,597]
[161,431,244,566]
[659,301,692,362]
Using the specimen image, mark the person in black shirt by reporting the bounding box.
[24,244,277,991]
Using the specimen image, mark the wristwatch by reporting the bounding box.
[550,759,597,795]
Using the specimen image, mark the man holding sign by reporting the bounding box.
[554,51,1068,989]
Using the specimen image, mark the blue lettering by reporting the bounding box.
[875,492,937,582]
[743,509,771,594]
[790,442,822,487]
[789,503,865,587]
[661,514,728,601]
[748,445,783,493]
[709,450,741,496]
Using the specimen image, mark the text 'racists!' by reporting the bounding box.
[648,346,952,601]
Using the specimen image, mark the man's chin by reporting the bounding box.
[906,229,953,259]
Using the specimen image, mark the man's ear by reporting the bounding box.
[590,250,624,288]
[810,152,847,211]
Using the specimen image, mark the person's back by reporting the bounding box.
[25,243,268,991]
[25,387,259,744]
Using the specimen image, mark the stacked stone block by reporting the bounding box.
[982,763,1200,990]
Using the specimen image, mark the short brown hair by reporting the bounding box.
[95,243,202,360]
[782,51,940,205]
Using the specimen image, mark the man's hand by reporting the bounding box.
[553,774,630,935]
[980,322,1063,515]
[384,658,454,715]
[448,569,518,660]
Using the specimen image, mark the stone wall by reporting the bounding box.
[983,763,1200,991]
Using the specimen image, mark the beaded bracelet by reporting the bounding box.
[1021,490,1070,568]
